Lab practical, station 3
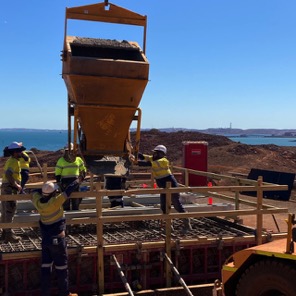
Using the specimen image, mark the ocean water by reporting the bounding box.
[0,130,69,151]
[1,130,296,152]
[228,136,296,147]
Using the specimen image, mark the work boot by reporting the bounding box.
[182,218,193,234]
[4,231,21,243]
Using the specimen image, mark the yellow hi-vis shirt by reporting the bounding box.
[2,157,21,184]
[20,152,30,170]
[143,155,172,179]
[55,156,86,179]
[32,192,67,225]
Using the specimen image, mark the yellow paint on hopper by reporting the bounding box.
[62,2,149,163]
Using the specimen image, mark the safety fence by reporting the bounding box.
[0,166,289,295]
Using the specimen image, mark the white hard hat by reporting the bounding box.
[64,142,74,150]
[153,145,167,154]
[7,141,26,151]
[42,182,57,196]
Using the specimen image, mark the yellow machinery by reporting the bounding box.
[219,214,296,296]
[61,1,149,174]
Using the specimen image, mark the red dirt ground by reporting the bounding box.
[1,129,296,183]
[1,129,296,232]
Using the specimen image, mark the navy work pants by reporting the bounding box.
[156,175,185,214]
[21,169,30,189]
[41,236,69,296]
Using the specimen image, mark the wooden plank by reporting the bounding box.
[257,177,263,245]
[96,188,105,295]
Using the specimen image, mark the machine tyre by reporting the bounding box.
[236,259,296,296]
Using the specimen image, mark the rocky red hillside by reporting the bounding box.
[1,130,296,176]
[135,130,296,175]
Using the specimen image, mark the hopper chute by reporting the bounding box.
[61,2,149,174]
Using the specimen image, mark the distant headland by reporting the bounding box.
[1,128,296,137]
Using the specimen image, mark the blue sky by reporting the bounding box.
[1,0,295,130]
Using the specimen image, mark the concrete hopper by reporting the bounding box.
[62,2,149,174]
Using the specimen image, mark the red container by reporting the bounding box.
[182,141,208,186]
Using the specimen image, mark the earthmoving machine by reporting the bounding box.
[61,1,149,175]
[217,213,296,296]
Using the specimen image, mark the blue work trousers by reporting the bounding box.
[21,169,30,189]
[41,236,69,296]
[156,175,185,214]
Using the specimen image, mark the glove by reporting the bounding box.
[64,179,80,197]
[137,160,152,167]
[57,182,62,192]
[78,171,86,182]
[21,152,29,161]
[56,175,61,183]
[138,153,145,160]
[32,188,42,195]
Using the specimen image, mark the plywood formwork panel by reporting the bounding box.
[0,238,257,295]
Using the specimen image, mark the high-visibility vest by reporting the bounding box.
[2,157,21,184]
[32,192,66,225]
[143,155,172,179]
[55,156,86,179]
[20,152,30,171]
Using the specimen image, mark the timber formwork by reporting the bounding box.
[0,218,257,295]
[0,168,289,295]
